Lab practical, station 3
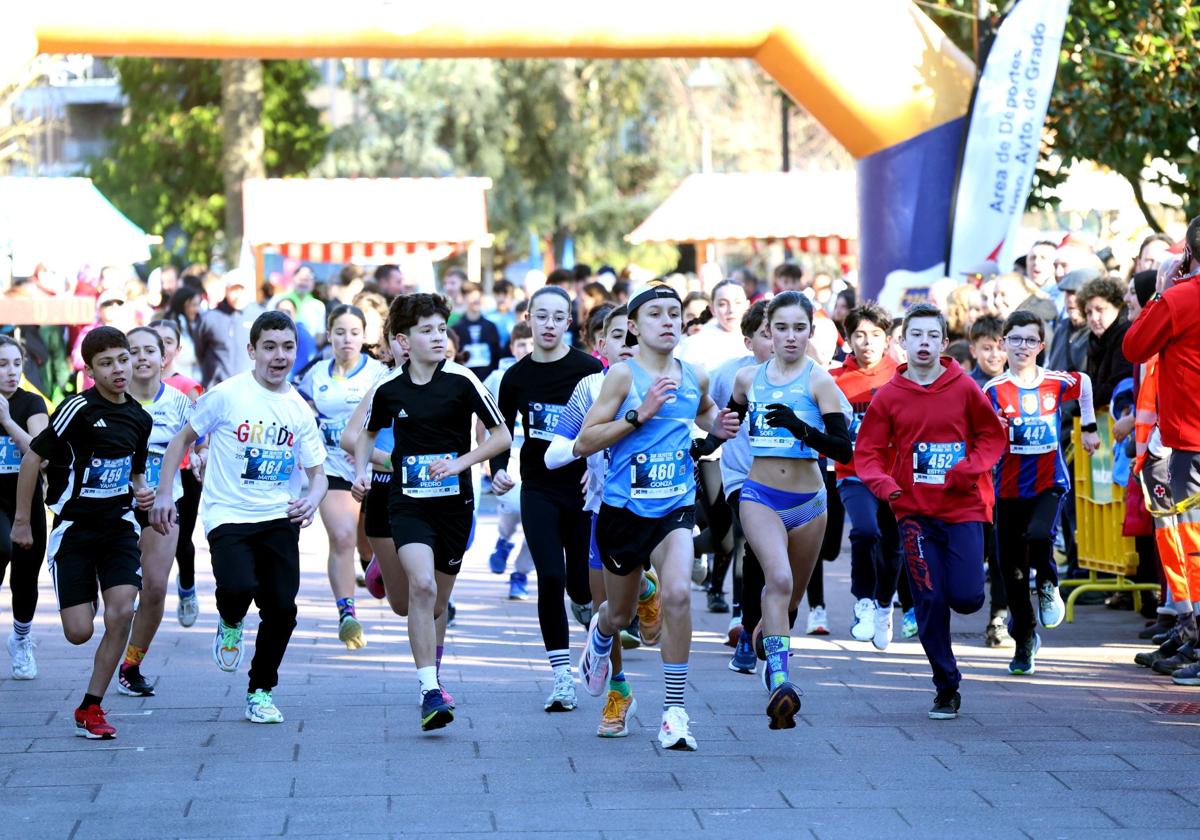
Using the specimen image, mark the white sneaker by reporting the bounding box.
[850,598,875,641]
[177,590,199,627]
[7,632,37,680]
[213,619,244,672]
[806,606,830,636]
[658,706,697,751]
[691,555,708,585]
[544,668,578,712]
[872,603,894,651]
[1037,582,1066,629]
[245,689,284,724]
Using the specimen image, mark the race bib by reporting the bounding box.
[400,452,460,499]
[240,446,295,485]
[1009,415,1058,455]
[748,402,791,449]
[527,402,565,442]
[320,417,347,451]
[464,342,493,368]
[630,450,690,499]
[0,435,21,474]
[80,455,132,498]
[912,442,965,485]
[144,452,165,490]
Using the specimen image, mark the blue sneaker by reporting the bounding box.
[420,688,454,731]
[728,629,756,674]
[488,538,513,574]
[901,608,918,639]
[508,571,529,600]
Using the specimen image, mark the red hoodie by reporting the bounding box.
[830,354,898,480]
[855,358,1007,523]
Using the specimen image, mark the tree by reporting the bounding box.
[220,60,265,260]
[90,58,326,265]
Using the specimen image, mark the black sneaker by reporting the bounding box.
[707,591,730,614]
[928,690,961,720]
[117,664,156,697]
[1139,614,1176,640]
[1152,643,1197,675]
[984,614,1009,648]
[1135,631,1186,668]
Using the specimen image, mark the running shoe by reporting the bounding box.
[1172,661,1200,686]
[759,660,772,693]
[928,690,961,720]
[489,538,514,574]
[691,555,708,585]
[508,571,529,600]
[338,614,367,650]
[544,669,578,712]
[213,618,244,672]
[1008,633,1041,675]
[850,597,874,641]
[753,621,766,660]
[728,630,757,674]
[446,600,457,628]
[416,680,457,710]
[872,603,893,652]
[74,704,116,739]
[636,569,662,646]
[245,689,284,724]
[985,611,1010,647]
[6,632,37,680]
[766,681,802,730]
[901,607,918,639]
[806,606,830,636]
[1152,642,1197,676]
[1037,581,1066,629]
[420,688,454,731]
[579,615,611,697]
[364,556,386,599]
[658,706,697,751]
[620,616,642,649]
[707,591,730,613]
[177,588,199,627]
[570,600,593,629]
[725,613,741,647]
[597,691,637,738]
[117,664,156,697]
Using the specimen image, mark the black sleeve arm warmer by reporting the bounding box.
[691,434,724,460]
[804,412,853,466]
[727,396,748,423]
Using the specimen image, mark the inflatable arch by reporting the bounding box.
[8,2,974,300]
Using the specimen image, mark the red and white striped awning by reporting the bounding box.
[243,177,492,263]
[627,171,857,257]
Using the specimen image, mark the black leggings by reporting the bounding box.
[522,485,592,651]
[0,498,47,625]
[996,490,1062,646]
[175,468,202,590]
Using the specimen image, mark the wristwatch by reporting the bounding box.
[1081,422,1098,433]
[624,409,643,430]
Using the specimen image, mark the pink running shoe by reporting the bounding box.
[365,555,386,599]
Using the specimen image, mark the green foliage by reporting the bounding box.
[90,58,327,265]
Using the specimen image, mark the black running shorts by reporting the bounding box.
[594,503,695,577]
[364,471,392,539]
[48,512,143,609]
[389,504,474,576]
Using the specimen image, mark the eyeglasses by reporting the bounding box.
[532,312,569,325]
[1005,336,1042,348]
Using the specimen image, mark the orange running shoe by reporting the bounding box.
[636,569,662,646]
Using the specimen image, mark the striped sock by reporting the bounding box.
[662,662,688,709]
[336,597,356,620]
[763,635,790,690]
[548,649,571,672]
[639,575,656,601]
[123,643,147,669]
[592,628,614,657]
[12,620,32,638]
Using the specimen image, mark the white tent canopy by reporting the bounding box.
[0,176,151,276]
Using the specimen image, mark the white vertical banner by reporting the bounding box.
[947,0,1070,278]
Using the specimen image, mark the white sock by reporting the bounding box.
[417,666,439,693]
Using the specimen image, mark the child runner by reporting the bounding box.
[855,303,1006,720]
[491,286,603,712]
[151,311,328,725]
[830,304,903,650]
[984,310,1099,674]
[575,284,739,751]
[545,304,663,737]
[299,304,386,650]
[728,291,853,729]
[117,326,196,697]
[149,319,204,626]
[354,294,510,732]
[11,327,153,739]
[0,336,49,679]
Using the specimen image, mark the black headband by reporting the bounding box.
[627,285,682,318]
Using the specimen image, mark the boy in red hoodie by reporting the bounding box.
[831,304,903,650]
[855,303,1007,719]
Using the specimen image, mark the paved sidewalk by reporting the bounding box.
[3,509,1200,839]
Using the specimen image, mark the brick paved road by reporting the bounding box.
[3,508,1200,839]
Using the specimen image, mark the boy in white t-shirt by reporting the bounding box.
[151,311,328,724]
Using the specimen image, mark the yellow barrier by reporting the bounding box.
[1063,413,1158,621]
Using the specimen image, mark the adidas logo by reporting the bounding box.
[93,419,108,428]
[396,409,409,419]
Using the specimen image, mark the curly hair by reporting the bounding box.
[1075,276,1127,316]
